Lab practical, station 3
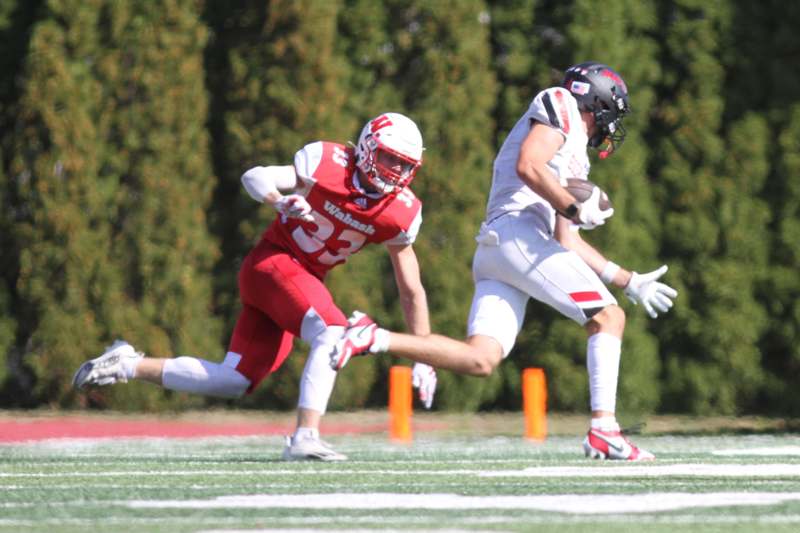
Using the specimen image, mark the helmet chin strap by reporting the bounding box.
[589,122,616,158]
[597,138,615,159]
[373,175,396,194]
[354,169,390,197]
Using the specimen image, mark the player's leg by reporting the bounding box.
[379,331,503,376]
[493,214,651,460]
[150,355,251,398]
[131,248,299,402]
[519,268,651,460]
[72,340,146,389]
[72,340,251,398]
[584,305,625,421]
[241,244,349,461]
[72,249,287,396]
[330,246,527,374]
[291,314,347,460]
[225,303,347,461]
[580,304,651,459]
[382,231,530,374]
[328,312,504,374]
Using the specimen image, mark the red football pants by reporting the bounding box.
[228,241,347,391]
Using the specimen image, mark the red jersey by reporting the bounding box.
[262,141,423,279]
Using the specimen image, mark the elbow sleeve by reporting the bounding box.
[241,165,299,202]
[241,166,276,203]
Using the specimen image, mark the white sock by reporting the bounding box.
[121,355,142,380]
[586,332,621,414]
[293,427,319,441]
[591,416,620,432]
[162,357,250,398]
[297,326,344,414]
[371,328,391,353]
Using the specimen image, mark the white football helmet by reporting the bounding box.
[355,112,423,194]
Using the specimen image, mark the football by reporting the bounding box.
[564,178,612,210]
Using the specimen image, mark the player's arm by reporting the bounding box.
[387,242,438,408]
[556,217,678,318]
[555,218,632,288]
[241,165,298,203]
[386,243,430,336]
[516,123,613,228]
[241,165,312,221]
[516,123,578,216]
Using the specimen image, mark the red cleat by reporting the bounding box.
[582,428,655,461]
[330,312,379,371]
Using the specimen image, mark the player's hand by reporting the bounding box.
[624,265,678,318]
[274,194,313,222]
[412,362,437,409]
[577,187,614,230]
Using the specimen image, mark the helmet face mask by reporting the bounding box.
[356,113,423,194]
[373,148,419,190]
[563,62,630,156]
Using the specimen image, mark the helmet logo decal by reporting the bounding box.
[601,69,627,93]
[570,81,591,95]
[370,115,393,133]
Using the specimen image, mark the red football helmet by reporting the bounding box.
[355,113,423,194]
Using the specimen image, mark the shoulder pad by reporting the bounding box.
[528,87,579,135]
[382,203,422,246]
[294,141,353,188]
[294,142,324,184]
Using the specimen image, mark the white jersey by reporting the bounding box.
[485,87,591,231]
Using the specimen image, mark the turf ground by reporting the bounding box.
[2,411,800,532]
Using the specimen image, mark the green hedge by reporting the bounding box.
[1,0,798,415]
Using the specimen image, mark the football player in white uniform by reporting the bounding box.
[331,62,677,461]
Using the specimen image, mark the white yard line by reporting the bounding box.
[4,463,800,478]
[126,491,800,514]
[5,513,800,528]
[198,529,496,533]
[0,469,480,478]
[713,446,800,456]
[479,463,800,477]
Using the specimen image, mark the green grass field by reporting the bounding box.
[2,413,800,532]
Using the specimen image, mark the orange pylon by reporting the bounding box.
[389,366,413,442]
[523,367,547,441]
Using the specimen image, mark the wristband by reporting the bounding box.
[600,261,620,284]
[562,202,579,221]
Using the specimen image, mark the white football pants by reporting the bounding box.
[467,210,616,356]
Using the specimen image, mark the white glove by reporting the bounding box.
[577,187,614,230]
[274,194,313,222]
[412,362,437,409]
[624,265,678,318]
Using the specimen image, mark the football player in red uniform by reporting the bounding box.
[73,112,437,461]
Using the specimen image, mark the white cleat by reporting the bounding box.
[281,435,348,462]
[72,340,143,389]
